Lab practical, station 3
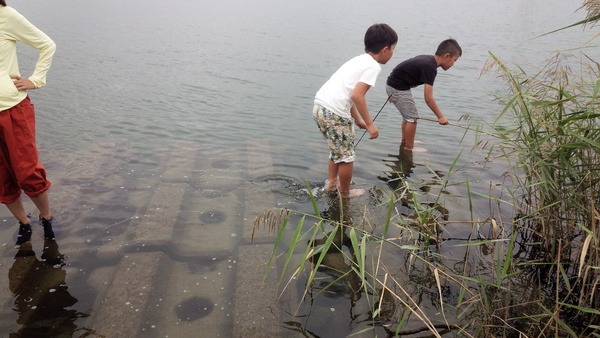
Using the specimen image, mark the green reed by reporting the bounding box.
[255,164,595,336]
[479,51,600,335]
[253,152,497,336]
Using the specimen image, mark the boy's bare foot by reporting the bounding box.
[324,179,339,191]
[402,144,427,152]
[339,188,365,198]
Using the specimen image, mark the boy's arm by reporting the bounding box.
[350,105,367,129]
[424,84,449,125]
[351,82,379,139]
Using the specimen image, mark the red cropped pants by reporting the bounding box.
[0,96,51,204]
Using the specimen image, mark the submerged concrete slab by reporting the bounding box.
[144,257,236,337]
[160,141,200,182]
[233,244,282,338]
[96,142,199,259]
[96,181,188,259]
[91,251,168,336]
[246,139,273,179]
[192,164,245,189]
[243,139,278,243]
[49,142,120,214]
[85,139,285,337]
[232,139,282,337]
[172,192,241,257]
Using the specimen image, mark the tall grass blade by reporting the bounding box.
[265,210,291,282]
[305,178,320,216]
[539,304,579,337]
[278,215,307,283]
[559,302,600,315]
[359,233,367,287]
[306,226,338,288]
[382,192,394,237]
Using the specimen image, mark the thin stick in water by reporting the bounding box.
[355,95,391,147]
[417,116,501,138]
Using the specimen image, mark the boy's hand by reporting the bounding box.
[438,116,449,125]
[355,119,367,130]
[367,123,379,139]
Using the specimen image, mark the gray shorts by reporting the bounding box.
[386,85,419,123]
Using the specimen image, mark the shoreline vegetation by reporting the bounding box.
[254,2,600,336]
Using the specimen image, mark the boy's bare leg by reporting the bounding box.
[403,122,418,150]
[338,162,364,198]
[30,191,52,220]
[325,160,340,191]
[401,121,407,144]
[5,196,30,224]
[338,162,353,193]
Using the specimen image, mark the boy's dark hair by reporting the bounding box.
[0,1,6,6]
[364,23,398,54]
[435,39,462,57]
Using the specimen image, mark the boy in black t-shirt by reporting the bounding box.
[386,39,462,151]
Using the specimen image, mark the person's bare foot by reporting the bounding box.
[402,144,427,152]
[324,179,339,191]
[339,188,365,198]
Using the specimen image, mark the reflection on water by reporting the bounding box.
[282,195,374,337]
[311,199,362,304]
[9,240,88,336]
[379,143,416,185]
[280,192,460,337]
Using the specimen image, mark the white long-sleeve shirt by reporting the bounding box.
[0,5,55,111]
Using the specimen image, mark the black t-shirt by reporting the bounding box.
[386,55,437,91]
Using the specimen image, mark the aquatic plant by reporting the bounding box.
[253,160,506,336]
[480,50,600,336]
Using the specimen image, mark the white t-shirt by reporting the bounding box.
[314,53,381,120]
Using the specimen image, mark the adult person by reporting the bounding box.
[0,0,57,243]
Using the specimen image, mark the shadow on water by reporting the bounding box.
[378,143,415,185]
[280,195,376,338]
[378,144,449,240]
[9,239,90,336]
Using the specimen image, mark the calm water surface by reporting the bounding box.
[0,0,597,336]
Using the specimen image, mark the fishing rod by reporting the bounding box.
[356,97,502,147]
[416,117,502,138]
[354,95,390,147]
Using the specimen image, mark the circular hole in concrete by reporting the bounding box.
[211,160,232,169]
[175,297,213,322]
[200,210,226,224]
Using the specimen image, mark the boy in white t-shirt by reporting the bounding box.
[313,23,397,198]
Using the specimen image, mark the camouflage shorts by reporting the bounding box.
[313,105,355,163]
